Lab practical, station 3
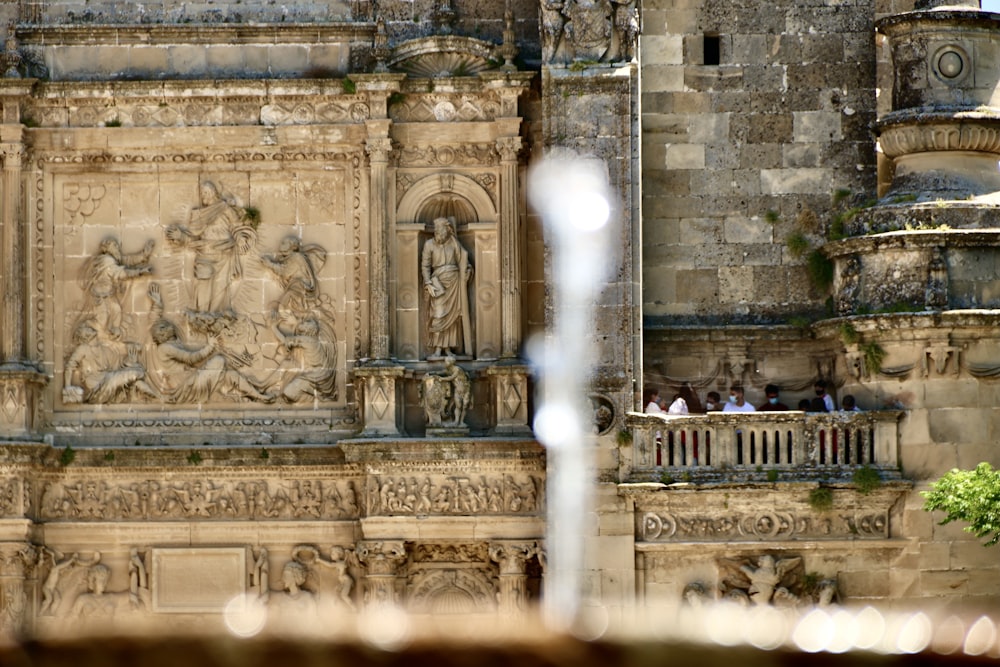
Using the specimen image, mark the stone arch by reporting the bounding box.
[406,568,497,613]
[396,173,496,225]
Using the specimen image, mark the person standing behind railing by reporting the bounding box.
[723,385,755,413]
[757,384,789,411]
[814,379,835,411]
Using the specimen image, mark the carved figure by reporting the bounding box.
[147,283,274,403]
[564,0,612,61]
[836,256,861,316]
[260,235,330,321]
[38,549,78,616]
[682,581,708,609]
[540,0,567,63]
[80,237,154,339]
[63,320,158,404]
[68,554,147,620]
[270,315,338,402]
[251,547,270,604]
[738,555,802,605]
[420,372,451,427]
[272,560,318,617]
[925,246,948,309]
[609,0,639,61]
[327,546,357,611]
[421,217,473,358]
[165,181,256,314]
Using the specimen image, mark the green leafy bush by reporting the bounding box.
[923,462,1000,546]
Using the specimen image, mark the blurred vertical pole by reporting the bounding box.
[529,151,612,632]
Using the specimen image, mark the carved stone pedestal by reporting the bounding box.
[488,540,538,616]
[0,367,47,441]
[426,426,470,438]
[356,540,407,608]
[486,363,531,435]
[353,365,405,436]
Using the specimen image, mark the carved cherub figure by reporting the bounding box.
[38,549,79,616]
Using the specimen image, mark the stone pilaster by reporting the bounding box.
[486,363,532,435]
[488,540,537,615]
[365,122,393,362]
[496,134,523,359]
[356,540,406,608]
[0,81,46,441]
[0,543,36,637]
[353,364,404,436]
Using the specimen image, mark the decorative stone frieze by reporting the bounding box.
[639,509,889,542]
[38,476,362,521]
[365,472,542,516]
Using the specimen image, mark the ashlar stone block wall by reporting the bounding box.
[641,0,878,324]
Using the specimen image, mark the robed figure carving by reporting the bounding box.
[421,217,473,359]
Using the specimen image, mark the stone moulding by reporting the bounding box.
[824,228,1000,258]
[877,116,1000,158]
[16,24,377,46]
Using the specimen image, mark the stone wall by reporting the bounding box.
[641,0,879,324]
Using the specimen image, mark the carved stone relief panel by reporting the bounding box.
[638,509,889,543]
[38,476,363,521]
[366,472,542,517]
[46,165,356,416]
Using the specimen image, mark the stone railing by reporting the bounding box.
[623,411,903,480]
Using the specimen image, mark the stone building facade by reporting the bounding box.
[0,0,995,638]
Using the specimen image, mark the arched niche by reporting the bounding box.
[394,174,500,362]
[396,173,497,224]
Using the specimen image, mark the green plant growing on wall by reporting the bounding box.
[187,451,203,465]
[341,77,357,94]
[806,249,834,291]
[923,462,1000,546]
[852,465,882,495]
[243,206,261,229]
[104,451,115,462]
[839,322,860,346]
[766,469,779,483]
[659,472,675,485]
[260,448,270,460]
[104,117,122,127]
[764,209,780,224]
[60,446,76,467]
[809,486,833,511]
[617,429,633,446]
[388,92,406,108]
[785,231,810,258]
[860,341,886,375]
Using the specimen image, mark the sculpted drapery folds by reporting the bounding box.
[165,181,256,315]
[421,217,473,359]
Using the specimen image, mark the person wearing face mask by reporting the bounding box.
[722,384,756,412]
[757,384,789,411]
[704,391,722,412]
[814,379,835,412]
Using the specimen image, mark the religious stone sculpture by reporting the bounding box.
[270,315,338,402]
[421,356,472,429]
[421,217,473,359]
[63,320,158,404]
[80,237,154,340]
[146,282,274,403]
[165,181,256,316]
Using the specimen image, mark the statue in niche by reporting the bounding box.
[420,357,471,428]
[421,217,473,359]
[63,319,159,404]
[165,181,256,316]
[80,237,155,340]
[269,314,338,402]
[146,282,274,403]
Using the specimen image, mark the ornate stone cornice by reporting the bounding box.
[16,24,376,46]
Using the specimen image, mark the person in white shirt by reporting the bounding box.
[814,380,835,412]
[723,385,756,412]
[644,387,664,414]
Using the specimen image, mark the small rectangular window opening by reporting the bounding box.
[704,34,721,66]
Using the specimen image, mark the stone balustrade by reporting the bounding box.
[624,411,903,480]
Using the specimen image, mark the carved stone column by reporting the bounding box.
[353,364,404,436]
[0,543,36,637]
[486,363,532,435]
[356,540,407,608]
[488,540,537,615]
[365,122,393,362]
